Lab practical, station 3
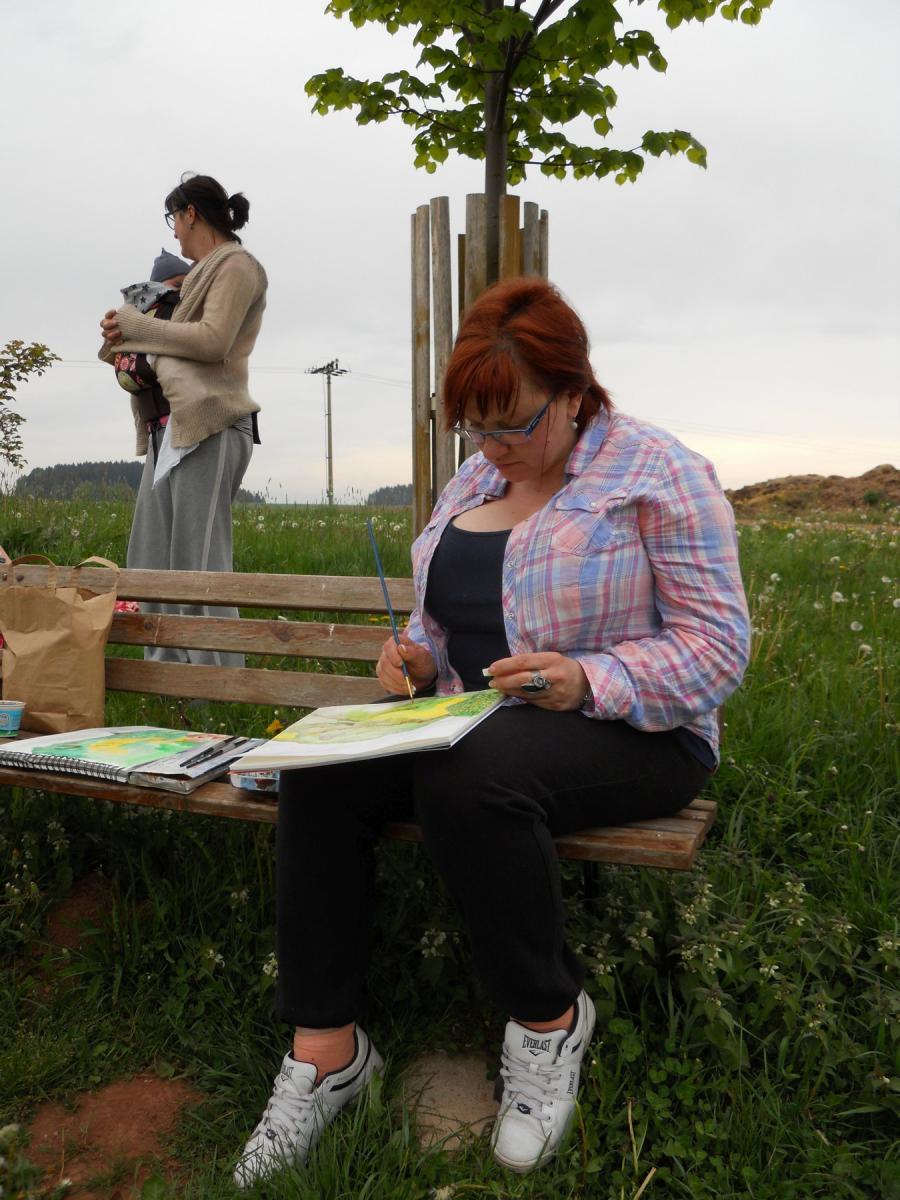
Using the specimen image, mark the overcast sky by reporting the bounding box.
[2,0,898,502]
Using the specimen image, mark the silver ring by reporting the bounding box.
[521,671,552,694]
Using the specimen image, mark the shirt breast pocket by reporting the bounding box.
[550,493,629,558]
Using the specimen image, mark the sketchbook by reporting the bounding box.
[0,726,263,794]
[230,690,505,773]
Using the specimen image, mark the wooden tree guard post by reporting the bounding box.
[411,194,549,535]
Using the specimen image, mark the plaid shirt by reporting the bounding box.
[406,409,750,760]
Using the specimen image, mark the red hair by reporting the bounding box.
[441,277,612,433]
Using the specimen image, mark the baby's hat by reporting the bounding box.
[150,247,191,282]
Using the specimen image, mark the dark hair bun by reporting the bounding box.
[229,193,250,231]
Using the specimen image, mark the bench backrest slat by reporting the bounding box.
[0,565,415,613]
[105,659,385,707]
[110,612,388,661]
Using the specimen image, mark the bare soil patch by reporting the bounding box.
[27,1074,202,1200]
[402,1050,497,1150]
[44,874,112,951]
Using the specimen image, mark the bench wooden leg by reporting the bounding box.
[582,861,598,905]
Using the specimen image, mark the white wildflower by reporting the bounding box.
[850,621,863,632]
[831,591,845,603]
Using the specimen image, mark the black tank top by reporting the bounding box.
[424,521,511,692]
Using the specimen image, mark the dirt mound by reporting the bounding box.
[27,1074,201,1199]
[727,464,900,512]
[44,874,112,951]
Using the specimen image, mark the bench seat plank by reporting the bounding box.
[0,761,714,870]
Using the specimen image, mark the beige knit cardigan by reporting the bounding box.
[99,242,267,455]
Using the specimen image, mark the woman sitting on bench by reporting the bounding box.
[234,277,750,1187]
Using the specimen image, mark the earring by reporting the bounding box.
[570,418,578,430]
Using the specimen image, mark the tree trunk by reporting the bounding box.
[483,0,507,286]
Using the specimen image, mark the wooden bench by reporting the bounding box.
[0,563,716,871]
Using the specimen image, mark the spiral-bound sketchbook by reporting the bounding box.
[230,690,504,773]
[0,726,262,794]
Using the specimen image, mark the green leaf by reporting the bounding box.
[140,1176,167,1200]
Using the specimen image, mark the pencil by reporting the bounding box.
[366,518,415,702]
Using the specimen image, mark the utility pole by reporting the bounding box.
[305,358,348,505]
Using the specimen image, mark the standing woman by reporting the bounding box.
[99,173,267,665]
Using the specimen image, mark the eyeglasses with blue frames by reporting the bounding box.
[451,396,556,446]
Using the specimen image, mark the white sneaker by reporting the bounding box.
[491,989,596,1173]
[233,1028,383,1188]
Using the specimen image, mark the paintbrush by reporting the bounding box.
[366,518,415,702]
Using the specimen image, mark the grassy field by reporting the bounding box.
[1,495,898,1200]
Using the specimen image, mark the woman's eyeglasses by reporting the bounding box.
[164,208,184,229]
[452,397,555,446]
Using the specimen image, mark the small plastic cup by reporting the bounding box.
[0,700,26,737]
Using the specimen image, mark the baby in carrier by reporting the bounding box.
[113,248,190,423]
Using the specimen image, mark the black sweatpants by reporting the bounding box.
[275,704,711,1027]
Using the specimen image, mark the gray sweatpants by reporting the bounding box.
[127,420,253,666]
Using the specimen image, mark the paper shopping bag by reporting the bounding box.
[0,555,119,733]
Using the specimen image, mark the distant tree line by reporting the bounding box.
[15,461,263,504]
[366,483,412,506]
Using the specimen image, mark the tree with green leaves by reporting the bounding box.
[307,0,773,277]
[0,340,60,472]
